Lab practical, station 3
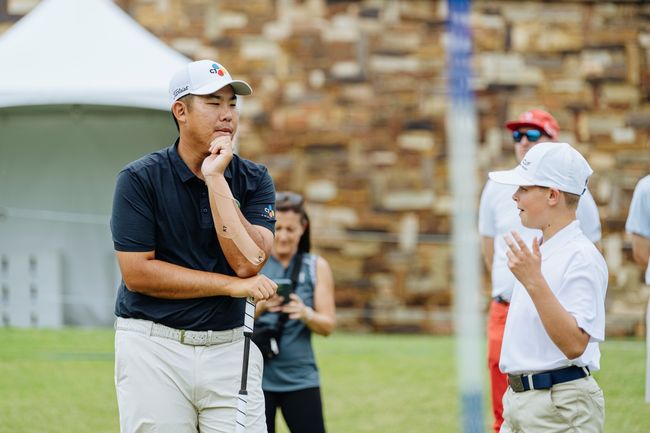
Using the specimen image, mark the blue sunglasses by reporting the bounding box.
[512,129,544,143]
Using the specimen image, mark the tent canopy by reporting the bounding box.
[0,0,189,110]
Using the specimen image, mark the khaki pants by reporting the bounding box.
[115,317,266,433]
[500,376,604,433]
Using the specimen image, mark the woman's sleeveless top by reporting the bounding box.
[257,253,320,392]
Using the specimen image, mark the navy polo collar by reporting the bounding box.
[168,139,194,183]
[168,139,233,183]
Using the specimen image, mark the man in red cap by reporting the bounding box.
[505,109,560,162]
[478,109,602,433]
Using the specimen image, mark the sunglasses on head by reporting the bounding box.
[512,129,545,143]
[276,191,304,209]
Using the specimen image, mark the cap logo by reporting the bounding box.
[172,85,189,98]
[209,63,226,76]
[520,158,532,171]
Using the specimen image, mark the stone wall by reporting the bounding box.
[4,0,650,335]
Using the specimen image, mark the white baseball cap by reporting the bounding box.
[168,60,252,105]
[488,142,593,195]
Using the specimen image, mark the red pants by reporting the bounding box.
[487,300,509,433]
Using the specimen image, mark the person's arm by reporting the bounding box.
[205,173,274,275]
[111,164,276,301]
[283,256,336,336]
[504,232,589,359]
[480,236,494,273]
[478,181,495,273]
[626,177,650,271]
[202,136,274,277]
[630,233,650,269]
[116,250,277,301]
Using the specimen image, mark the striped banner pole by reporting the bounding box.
[446,1,485,432]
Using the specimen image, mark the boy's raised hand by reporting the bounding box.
[504,231,543,289]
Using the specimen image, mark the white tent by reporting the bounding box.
[0,0,190,327]
[0,0,189,109]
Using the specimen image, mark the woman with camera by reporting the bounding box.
[254,191,336,433]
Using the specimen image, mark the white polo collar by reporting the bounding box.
[539,220,582,260]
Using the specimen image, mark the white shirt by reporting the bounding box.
[499,221,608,374]
[479,179,601,300]
[625,175,650,284]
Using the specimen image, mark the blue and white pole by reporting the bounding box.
[235,298,256,433]
[446,1,485,432]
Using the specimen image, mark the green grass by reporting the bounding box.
[0,329,646,433]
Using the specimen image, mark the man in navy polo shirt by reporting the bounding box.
[111,60,277,433]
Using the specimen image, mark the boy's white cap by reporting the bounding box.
[168,60,252,105]
[488,142,593,195]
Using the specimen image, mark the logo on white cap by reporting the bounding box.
[210,64,225,76]
[168,60,252,105]
[488,142,593,196]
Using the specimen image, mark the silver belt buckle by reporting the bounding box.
[179,329,201,345]
[508,374,525,392]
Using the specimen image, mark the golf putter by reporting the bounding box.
[235,297,256,433]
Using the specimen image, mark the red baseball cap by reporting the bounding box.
[505,109,559,140]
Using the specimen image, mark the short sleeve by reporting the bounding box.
[241,167,276,234]
[626,176,650,238]
[478,180,496,237]
[560,252,607,342]
[576,189,602,243]
[110,169,156,252]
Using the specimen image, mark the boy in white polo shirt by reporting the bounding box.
[478,109,601,433]
[489,142,607,433]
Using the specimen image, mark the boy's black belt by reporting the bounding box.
[508,365,590,392]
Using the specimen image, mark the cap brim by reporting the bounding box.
[488,167,535,187]
[192,79,253,96]
[229,81,253,96]
[504,120,545,132]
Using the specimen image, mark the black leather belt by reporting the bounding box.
[508,365,590,392]
[493,295,510,305]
